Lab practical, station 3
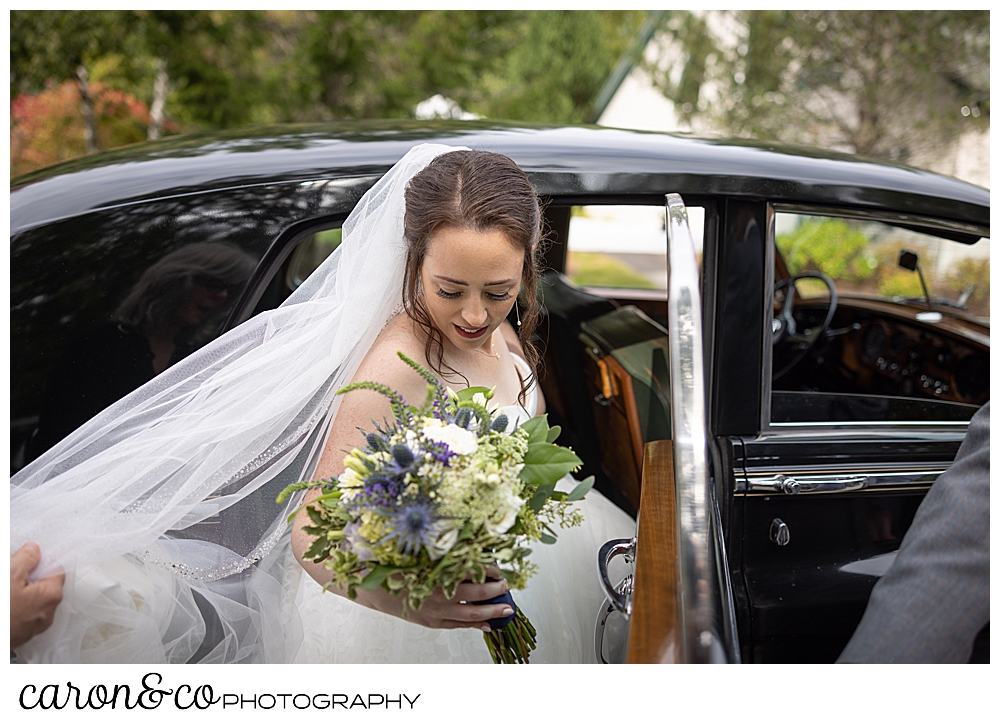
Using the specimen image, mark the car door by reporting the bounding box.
[596,193,739,663]
[736,205,989,663]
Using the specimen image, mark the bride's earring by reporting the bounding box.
[516,301,522,328]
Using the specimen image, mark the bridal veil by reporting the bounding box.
[10,143,465,663]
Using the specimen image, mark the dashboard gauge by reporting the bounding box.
[862,323,886,360]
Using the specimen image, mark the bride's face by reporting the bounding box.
[420,225,523,353]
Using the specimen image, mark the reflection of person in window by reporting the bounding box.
[27,243,256,461]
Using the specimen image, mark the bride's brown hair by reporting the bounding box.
[402,149,542,403]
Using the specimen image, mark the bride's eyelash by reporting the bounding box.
[436,289,511,302]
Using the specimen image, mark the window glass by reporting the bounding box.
[566,205,705,290]
[9,182,326,469]
[775,213,989,319]
[770,211,989,424]
[286,228,343,289]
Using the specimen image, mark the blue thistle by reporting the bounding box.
[366,432,389,452]
[381,500,440,556]
[489,413,509,432]
[454,407,473,429]
[391,443,414,468]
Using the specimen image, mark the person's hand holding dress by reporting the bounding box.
[10,543,64,649]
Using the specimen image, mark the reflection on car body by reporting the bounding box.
[10,121,989,662]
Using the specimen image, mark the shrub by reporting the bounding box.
[11,80,165,177]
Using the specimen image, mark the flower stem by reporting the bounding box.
[482,609,537,664]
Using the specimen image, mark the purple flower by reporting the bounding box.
[424,440,457,465]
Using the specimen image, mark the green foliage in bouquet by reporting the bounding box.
[278,351,593,663]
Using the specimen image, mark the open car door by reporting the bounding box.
[596,193,738,663]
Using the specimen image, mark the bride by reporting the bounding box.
[10,144,634,664]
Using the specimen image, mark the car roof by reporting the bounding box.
[11,120,990,235]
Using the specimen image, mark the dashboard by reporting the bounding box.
[776,299,990,406]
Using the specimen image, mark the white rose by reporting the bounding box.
[426,525,460,561]
[485,492,523,536]
[422,422,478,456]
[472,392,487,407]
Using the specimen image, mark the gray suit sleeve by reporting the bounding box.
[837,402,990,663]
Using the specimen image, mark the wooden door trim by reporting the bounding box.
[626,440,682,663]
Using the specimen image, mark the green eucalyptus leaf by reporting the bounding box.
[528,482,556,512]
[565,475,595,502]
[540,533,557,544]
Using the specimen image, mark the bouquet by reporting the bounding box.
[279,351,593,663]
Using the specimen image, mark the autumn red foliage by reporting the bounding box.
[11,80,172,178]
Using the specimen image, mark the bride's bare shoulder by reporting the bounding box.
[351,313,428,394]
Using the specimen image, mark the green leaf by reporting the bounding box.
[540,533,557,544]
[518,414,550,445]
[528,482,556,512]
[523,442,581,467]
[519,443,581,485]
[358,565,401,591]
[311,490,342,504]
[457,520,474,541]
[565,475,595,502]
[454,385,492,402]
[305,505,325,526]
[303,537,331,562]
[545,425,562,443]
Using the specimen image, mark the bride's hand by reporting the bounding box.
[356,567,513,631]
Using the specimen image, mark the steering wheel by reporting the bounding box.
[772,272,838,379]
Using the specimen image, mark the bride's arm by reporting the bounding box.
[290,331,512,631]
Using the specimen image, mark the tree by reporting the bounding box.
[475,11,643,124]
[11,80,152,177]
[10,9,645,173]
[648,10,989,160]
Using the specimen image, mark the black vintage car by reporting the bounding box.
[10,121,990,663]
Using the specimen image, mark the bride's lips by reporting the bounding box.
[454,323,488,339]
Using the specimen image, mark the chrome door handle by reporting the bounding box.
[748,474,869,495]
[595,573,633,664]
[597,537,635,614]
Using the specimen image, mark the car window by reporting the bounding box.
[246,225,344,317]
[286,228,343,289]
[566,204,705,291]
[775,213,990,319]
[10,182,323,470]
[769,209,988,426]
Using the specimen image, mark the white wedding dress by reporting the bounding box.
[286,356,636,664]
